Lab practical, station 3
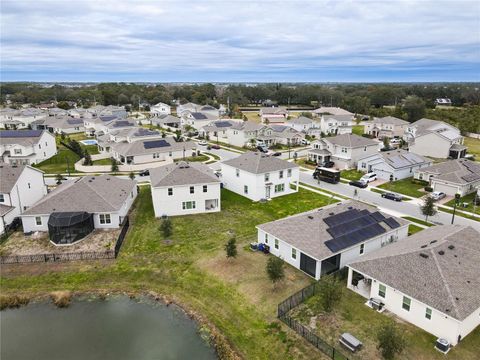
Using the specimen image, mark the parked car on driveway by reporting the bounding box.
[319,160,335,168]
[381,192,403,201]
[139,169,150,177]
[431,191,446,201]
[257,145,269,153]
[198,140,208,146]
[360,172,377,183]
[301,139,310,145]
[349,180,368,189]
[211,144,221,150]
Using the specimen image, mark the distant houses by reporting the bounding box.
[0,130,57,166]
[150,102,171,116]
[364,116,409,139]
[221,152,299,201]
[150,161,221,217]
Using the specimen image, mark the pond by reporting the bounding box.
[0,296,217,360]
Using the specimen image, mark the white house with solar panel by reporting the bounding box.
[199,120,242,142]
[256,201,409,280]
[356,149,432,181]
[0,130,57,165]
[31,116,85,134]
[83,115,132,136]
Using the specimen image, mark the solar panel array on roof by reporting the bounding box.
[215,121,232,128]
[0,130,43,138]
[66,118,83,125]
[134,128,158,136]
[192,112,207,120]
[327,213,377,238]
[461,173,480,182]
[384,217,401,229]
[143,139,171,149]
[99,116,117,122]
[370,211,386,222]
[112,121,134,127]
[325,223,386,253]
[324,209,365,227]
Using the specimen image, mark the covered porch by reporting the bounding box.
[449,144,467,159]
[307,148,331,164]
[205,199,219,211]
[347,268,372,299]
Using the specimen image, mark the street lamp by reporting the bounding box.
[451,193,461,224]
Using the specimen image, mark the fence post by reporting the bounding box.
[332,347,335,359]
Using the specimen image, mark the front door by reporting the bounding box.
[265,185,271,199]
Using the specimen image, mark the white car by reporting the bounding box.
[390,138,402,145]
[360,172,377,183]
[301,139,311,145]
[198,140,208,146]
[431,191,446,201]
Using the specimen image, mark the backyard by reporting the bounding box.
[377,177,426,198]
[0,187,336,360]
[289,285,480,360]
[352,125,364,136]
[464,136,480,160]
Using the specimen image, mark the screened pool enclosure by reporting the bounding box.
[48,212,94,245]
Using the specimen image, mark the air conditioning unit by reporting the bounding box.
[435,338,450,354]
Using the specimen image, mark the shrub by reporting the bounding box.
[424,186,433,192]
[50,291,72,308]
[225,237,237,259]
[160,218,173,238]
[266,257,285,287]
[317,274,343,312]
[377,322,406,360]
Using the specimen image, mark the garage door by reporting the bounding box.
[300,253,317,278]
[433,182,458,196]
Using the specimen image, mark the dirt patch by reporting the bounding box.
[197,245,311,318]
[0,229,120,256]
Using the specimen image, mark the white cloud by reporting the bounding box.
[1,0,479,80]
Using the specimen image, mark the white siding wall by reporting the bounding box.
[151,182,221,217]
[409,133,451,158]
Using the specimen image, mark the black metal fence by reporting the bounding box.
[1,216,130,265]
[277,269,350,360]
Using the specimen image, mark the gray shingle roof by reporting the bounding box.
[150,161,220,187]
[290,116,313,125]
[111,137,196,157]
[230,121,265,132]
[372,116,409,126]
[23,175,136,215]
[374,149,431,169]
[257,201,408,260]
[418,159,480,184]
[0,204,15,217]
[350,225,480,321]
[0,164,27,193]
[222,152,298,174]
[325,133,378,148]
[313,107,353,116]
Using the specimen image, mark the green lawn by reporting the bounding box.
[340,169,364,181]
[378,177,426,198]
[445,192,480,215]
[1,187,336,359]
[291,286,480,360]
[296,157,316,170]
[464,137,480,160]
[402,216,435,227]
[408,224,424,235]
[203,152,221,160]
[352,125,364,136]
[182,154,209,162]
[92,158,113,165]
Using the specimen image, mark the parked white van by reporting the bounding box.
[360,172,377,183]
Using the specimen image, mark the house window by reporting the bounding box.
[99,214,111,224]
[341,147,347,153]
[169,152,173,157]
[361,162,366,169]
[364,146,367,151]
[274,184,284,193]
[264,233,268,243]
[287,169,292,177]
[419,174,423,180]
[168,188,173,196]
[45,141,48,146]
[39,144,42,149]
[43,152,46,157]
[203,185,207,193]
[279,170,284,179]
[0,194,4,203]
[14,149,22,154]
[153,153,159,159]
[35,216,42,226]
[182,201,196,210]
[190,186,194,194]
[402,296,411,311]
[264,173,270,182]
[425,307,432,320]
[378,284,386,298]
[274,239,279,249]
[244,185,248,194]
[236,169,240,177]
[359,243,365,255]
[291,248,297,259]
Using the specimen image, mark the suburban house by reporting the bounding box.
[364,116,409,139]
[257,125,305,146]
[435,98,452,106]
[150,102,171,116]
[226,121,265,148]
[0,107,48,129]
[414,159,480,196]
[308,134,379,169]
[97,127,163,154]
[221,152,299,201]
[259,107,288,123]
[405,119,466,159]
[357,149,432,181]
[31,116,85,134]
[97,118,136,135]
[0,130,57,165]
[199,120,242,142]
[151,114,181,129]
[86,105,127,118]
[181,111,219,130]
[111,137,197,165]
[150,161,221,217]
[347,225,480,346]
[0,165,47,235]
[21,175,137,245]
[288,116,314,132]
[256,201,408,279]
[176,103,220,118]
[319,115,354,135]
[84,116,120,136]
[312,107,353,117]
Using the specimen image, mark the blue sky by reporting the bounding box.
[1,0,479,82]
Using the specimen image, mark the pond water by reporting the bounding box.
[0,296,217,360]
